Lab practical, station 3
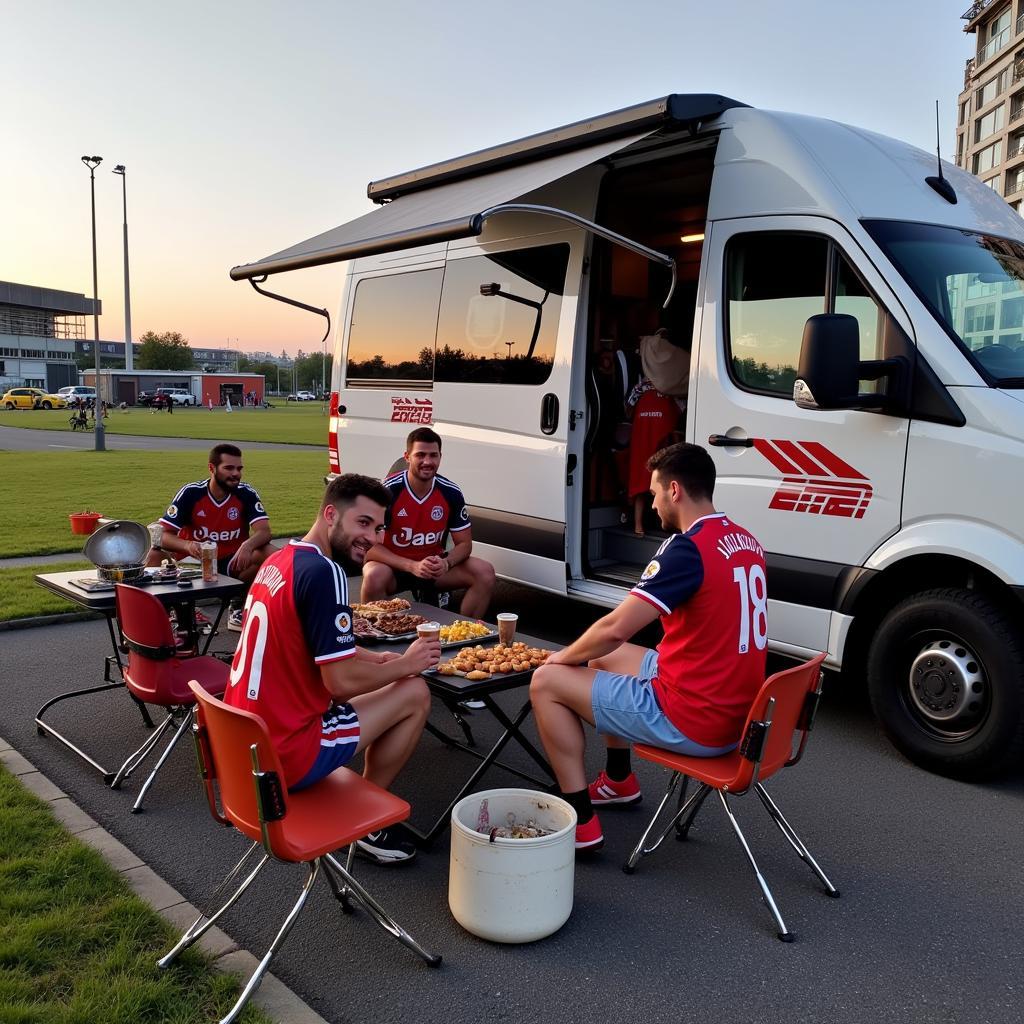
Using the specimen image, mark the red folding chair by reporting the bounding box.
[109,585,229,813]
[623,653,839,941]
[158,681,441,1024]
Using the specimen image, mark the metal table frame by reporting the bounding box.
[369,603,558,845]
[33,570,245,782]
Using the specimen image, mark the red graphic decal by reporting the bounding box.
[753,439,872,519]
[390,397,433,424]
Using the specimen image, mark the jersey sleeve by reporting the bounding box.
[240,485,269,527]
[447,485,471,533]
[292,553,356,663]
[160,486,198,533]
[630,536,704,615]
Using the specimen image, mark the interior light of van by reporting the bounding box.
[680,232,705,243]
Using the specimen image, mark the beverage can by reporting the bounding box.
[200,541,218,582]
[148,522,163,549]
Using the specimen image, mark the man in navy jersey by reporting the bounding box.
[361,427,495,618]
[153,444,275,631]
[224,473,438,865]
[530,443,767,851]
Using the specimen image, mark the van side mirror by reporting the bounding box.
[794,313,894,412]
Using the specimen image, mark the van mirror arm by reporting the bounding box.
[249,276,332,351]
[474,203,678,309]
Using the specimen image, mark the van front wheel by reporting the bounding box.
[867,588,1024,780]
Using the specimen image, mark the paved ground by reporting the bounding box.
[3,580,1022,1024]
[0,424,323,452]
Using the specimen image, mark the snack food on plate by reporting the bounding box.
[352,598,411,620]
[439,619,493,643]
[434,642,553,678]
[373,613,427,636]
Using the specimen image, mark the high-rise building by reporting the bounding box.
[957,2,1024,211]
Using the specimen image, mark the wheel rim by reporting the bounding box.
[901,632,990,742]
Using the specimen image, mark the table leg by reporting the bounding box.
[406,697,556,847]
[201,599,230,655]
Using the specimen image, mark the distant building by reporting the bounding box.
[0,280,91,392]
[83,368,266,407]
[956,2,1024,213]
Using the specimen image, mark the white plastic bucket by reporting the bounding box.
[449,788,577,943]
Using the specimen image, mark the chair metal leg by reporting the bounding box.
[716,789,792,942]
[158,850,270,968]
[755,783,839,898]
[109,713,176,790]
[623,772,682,873]
[218,861,320,1024]
[323,852,441,967]
[130,708,195,813]
[676,780,712,840]
[320,850,355,913]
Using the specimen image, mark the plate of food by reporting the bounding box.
[426,642,554,681]
[439,619,499,648]
[352,605,429,643]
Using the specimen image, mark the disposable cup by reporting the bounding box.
[497,612,518,645]
[417,621,441,666]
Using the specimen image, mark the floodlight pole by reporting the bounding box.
[112,164,133,371]
[82,155,105,451]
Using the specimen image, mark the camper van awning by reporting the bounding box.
[229,129,655,281]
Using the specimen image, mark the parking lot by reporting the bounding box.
[3,580,1023,1024]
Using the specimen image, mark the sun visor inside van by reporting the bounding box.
[229,130,655,281]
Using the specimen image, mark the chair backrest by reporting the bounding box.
[115,584,182,700]
[741,652,827,784]
[189,681,289,855]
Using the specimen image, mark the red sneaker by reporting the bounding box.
[575,813,604,851]
[588,770,642,806]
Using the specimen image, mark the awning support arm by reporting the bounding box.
[473,203,677,309]
[248,277,332,377]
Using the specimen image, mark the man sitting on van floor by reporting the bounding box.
[150,443,274,630]
[360,427,496,618]
[224,474,436,865]
[530,443,768,851]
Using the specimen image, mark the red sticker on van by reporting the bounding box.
[391,397,433,424]
[754,439,872,519]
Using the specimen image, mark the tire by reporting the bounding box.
[867,587,1024,780]
[5,402,13,410]
[42,401,52,410]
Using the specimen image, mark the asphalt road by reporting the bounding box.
[3,580,1022,1024]
[0,423,323,452]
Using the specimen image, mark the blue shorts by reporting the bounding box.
[591,650,737,757]
[290,703,361,791]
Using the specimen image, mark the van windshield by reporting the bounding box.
[863,220,1024,386]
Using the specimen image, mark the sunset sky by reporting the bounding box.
[2,1,973,355]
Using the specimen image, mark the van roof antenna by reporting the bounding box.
[926,99,957,205]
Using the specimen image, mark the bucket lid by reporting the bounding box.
[84,519,151,567]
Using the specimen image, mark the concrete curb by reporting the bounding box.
[0,611,104,632]
[0,737,329,1024]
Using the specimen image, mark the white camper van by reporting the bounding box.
[232,94,1024,779]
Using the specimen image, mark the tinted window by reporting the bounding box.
[434,244,569,386]
[345,269,442,385]
[727,234,828,394]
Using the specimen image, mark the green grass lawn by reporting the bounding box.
[0,562,94,622]
[0,450,327,558]
[0,765,271,1024]
[0,403,327,446]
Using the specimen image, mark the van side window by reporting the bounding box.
[345,269,443,386]
[727,234,828,395]
[434,243,569,386]
[726,234,887,397]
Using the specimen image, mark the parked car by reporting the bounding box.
[57,386,98,404]
[2,387,68,410]
[155,387,196,406]
[287,390,317,401]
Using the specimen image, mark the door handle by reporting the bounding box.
[541,393,559,435]
[708,434,754,448]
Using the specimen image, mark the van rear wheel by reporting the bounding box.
[867,588,1024,780]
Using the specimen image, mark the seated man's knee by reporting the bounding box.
[407,676,432,716]
[530,664,554,701]
[476,559,496,589]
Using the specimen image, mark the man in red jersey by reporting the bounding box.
[224,473,437,865]
[153,445,275,630]
[361,427,495,618]
[530,443,767,851]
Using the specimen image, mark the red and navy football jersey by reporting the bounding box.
[380,471,471,562]
[160,481,268,558]
[224,541,357,786]
[630,513,768,747]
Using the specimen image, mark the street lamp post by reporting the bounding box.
[82,155,105,452]
[112,165,132,371]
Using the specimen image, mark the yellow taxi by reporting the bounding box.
[2,387,69,410]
